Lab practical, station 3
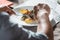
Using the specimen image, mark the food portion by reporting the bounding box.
[19,8,38,24]
[19,9,29,14]
[24,18,33,24]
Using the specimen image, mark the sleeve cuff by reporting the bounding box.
[36,32,48,39]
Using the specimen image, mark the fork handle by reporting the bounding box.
[0,6,16,15]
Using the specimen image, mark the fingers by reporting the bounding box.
[2,6,16,15]
[6,7,16,15]
[0,0,13,7]
[6,1,13,7]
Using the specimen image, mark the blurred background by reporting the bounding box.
[0,0,60,40]
[9,0,60,40]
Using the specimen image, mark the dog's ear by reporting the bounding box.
[37,3,44,9]
[44,4,50,14]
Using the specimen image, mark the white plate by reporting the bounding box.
[13,6,55,26]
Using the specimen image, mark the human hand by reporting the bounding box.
[0,0,13,7]
[0,6,16,15]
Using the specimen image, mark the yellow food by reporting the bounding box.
[20,9,37,24]
[19,9,28,14]
[24,18,33,24]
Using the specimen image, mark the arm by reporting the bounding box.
[0,0,13,7]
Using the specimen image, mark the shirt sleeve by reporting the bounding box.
[21,28,48,40]
[0,13,48,40]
